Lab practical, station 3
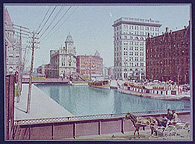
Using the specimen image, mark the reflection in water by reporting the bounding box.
[36,84,191,116]
[50,86,59,103]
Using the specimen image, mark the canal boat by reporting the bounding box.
[88,80,110,89]
[118,82,190,101]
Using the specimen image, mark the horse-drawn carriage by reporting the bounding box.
[124,112,190,139]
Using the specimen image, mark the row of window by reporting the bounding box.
[115,62,144,67]
[147,57,189,66]
[115,25,159,32]
[128,52,144,56]
[115,30,159,37]
[115,41,144,46]
[123,46,144,51]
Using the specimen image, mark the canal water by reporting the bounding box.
[36,84,190,116]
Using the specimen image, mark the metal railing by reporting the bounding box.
[14,108,190,125]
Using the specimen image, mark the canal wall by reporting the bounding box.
[14,84,73,120]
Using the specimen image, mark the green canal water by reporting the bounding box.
[36,84,190,116]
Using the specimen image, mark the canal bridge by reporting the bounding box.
[12,109,190,140]
[22,78,69,84]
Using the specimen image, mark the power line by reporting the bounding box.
[41,6,79,43]
[35,6,51,33]
[39,6,72,42]
[39,6,64,38]
[37,6,57,35]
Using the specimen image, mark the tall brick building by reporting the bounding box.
[146,23,190,84]
[76,51,103,78]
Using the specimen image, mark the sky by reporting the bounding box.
[4,4,191,69]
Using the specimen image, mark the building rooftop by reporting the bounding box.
[113,17,162,27]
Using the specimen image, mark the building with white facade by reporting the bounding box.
[50,34,77,78]
[113,17,162,80]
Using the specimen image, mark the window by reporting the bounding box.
[140,63,144,66]
[145,27,149,30]
[130,52,133,55]
[135,52,138,56]
[140,52,144,56]
[135,47,138,50]
[124,52,128,55]
[129,47,133,50]
[129,57,133,61]
[140,47,144,51]
[135,57,138,61]
[140,57,144,61]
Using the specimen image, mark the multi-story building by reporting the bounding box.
[76,51,103,79]
[4,8,20,75]
[146,24,190,84]
[108,66,114,79]
[37,64,50,78]
[113,17,162,80]
[103,67,109,79]
[50,34,77,78]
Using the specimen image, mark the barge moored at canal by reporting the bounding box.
[118,82,190,101]
[88,80,110,89]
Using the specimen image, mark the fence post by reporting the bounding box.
[73,123,76,139]
[98,121,101,135]
[121,118,124,134]
[52,123,54,140]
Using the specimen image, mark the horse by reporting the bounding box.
[124,112,159,138]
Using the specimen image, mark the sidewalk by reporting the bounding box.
[14,84,73,120]
[72,129,191,141]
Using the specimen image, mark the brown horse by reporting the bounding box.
[124,112,158,138]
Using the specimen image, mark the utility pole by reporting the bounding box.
[13,24,30,99]
[26,32,39,113]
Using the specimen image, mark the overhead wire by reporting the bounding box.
[39,6,72,42]
[40,6,78,43]
[39,6,64,38]
[35,6,51,33]
[37,6,57,35]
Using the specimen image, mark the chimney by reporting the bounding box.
[166,27,168,33]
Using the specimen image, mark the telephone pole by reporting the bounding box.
[13,24,30,99]
[26,32,39,113]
